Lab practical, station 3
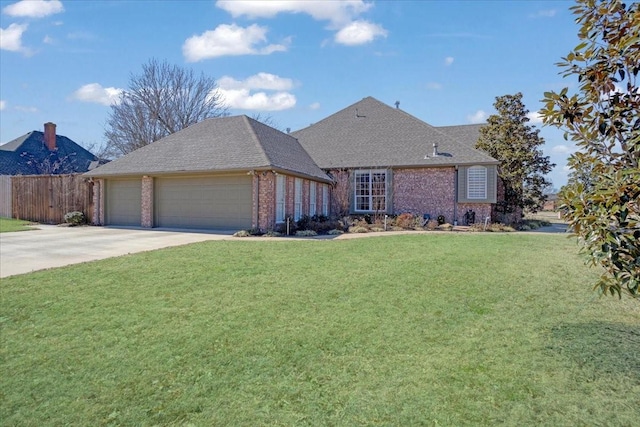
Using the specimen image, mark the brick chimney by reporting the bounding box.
[44,122,57,151]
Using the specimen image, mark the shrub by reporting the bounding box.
[233,230,251,237]
[348,226,369,233]
[370,226,385,232]
[395,213,415,229]
[327,229,344,235]
[64,211,85,226]
[263,230,282,237]
[295,229,318,237]
[437,223,453,231]
[425,220,439,231]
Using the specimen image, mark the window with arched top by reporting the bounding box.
[467,166,487,199]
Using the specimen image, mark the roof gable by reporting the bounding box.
[291,97,497,168]
[85,115,331,182]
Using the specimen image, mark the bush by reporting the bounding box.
[327,229,344,235]
[295,230,317,237]
[233,230,251,237]
[395,213,415,229]
[348,226,369,233]
[64,211,85,226]
[263,230,282,237]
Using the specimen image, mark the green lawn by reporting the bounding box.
[2,234,638,426]
[0,217,34,233]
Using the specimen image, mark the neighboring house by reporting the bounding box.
[0,122,100,175]
[85,115,333,230]
[86,97,499,230]
[292,97,498,226]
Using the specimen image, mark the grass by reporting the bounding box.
[0,217,35,233]
[2,233,639,426]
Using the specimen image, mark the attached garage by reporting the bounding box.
[154,175,252,229]
[105,179,142,226]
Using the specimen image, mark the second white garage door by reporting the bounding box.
[154,175,253,230]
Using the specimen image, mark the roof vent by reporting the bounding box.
[433,142,439,157]
[395,101,400,109]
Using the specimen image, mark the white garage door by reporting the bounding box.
[106,179,142,226]
[155,175,252,229]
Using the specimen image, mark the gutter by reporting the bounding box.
[454,165,459,226]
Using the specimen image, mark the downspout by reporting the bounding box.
[453,165,459,226]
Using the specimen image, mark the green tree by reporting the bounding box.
[476,93,555,220]
[104,59,226,157]
[541,0,639,299]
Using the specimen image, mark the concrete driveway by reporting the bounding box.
[0,225,236,278]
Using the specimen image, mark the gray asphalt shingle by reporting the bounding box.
[85,115,331,182]
[291,97,497,169]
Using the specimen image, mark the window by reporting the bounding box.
[294,178,302,220]
[275,175,285,223]
[354,170,387,212]
[322,184,329,216]
[309,182,317,216]
[467,166,487,199]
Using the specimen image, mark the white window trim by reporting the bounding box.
[322,184,329,216]
[467,166,487,199]
[275,175,286,223]
[309,182,317,217]
[354,169,387,213]
[294,178,302,220]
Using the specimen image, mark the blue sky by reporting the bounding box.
[1,0,580,187]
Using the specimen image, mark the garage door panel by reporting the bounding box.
[106,179,142,226]
[155,176,252,229]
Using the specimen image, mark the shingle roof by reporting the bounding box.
[0,131,98,175]
[437,124,484,148]
[85,115,331,182]
[291,97,498,169]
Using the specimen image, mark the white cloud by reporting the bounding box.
[71,83,123,106]
[0,23,28,52]
[216,0,372,28]
[426,82,442,90]
[3,0,64,18]
[218,73,297,111]
[43,35,54,44]
[551,144,577,155]
[183,23,288,61]
[526,111,543,124]
[444,56,454,66]
[0,100,6,110]
[334,20,387,46]
[467,110,487,124]
[216,0,386,46]
[531,9,556,18]
[309,102,320,110]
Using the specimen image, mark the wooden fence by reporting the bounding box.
[0,175,11,218]
[12,174,94,224]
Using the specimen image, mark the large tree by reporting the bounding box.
[476,93,555,220]
[541,0,639,299]
[104,59,226,157]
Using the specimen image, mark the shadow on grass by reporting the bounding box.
[549,321,640,379]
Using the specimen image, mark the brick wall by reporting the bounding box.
[256,172,276,230]
[393,167,456,223]
[141,176,153,228]
[92,178,105,225]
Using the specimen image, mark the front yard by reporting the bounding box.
[2,234,638,425]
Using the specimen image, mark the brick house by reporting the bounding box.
[85,116,332,230]
[86,97,498,230]
[292,97,498,226]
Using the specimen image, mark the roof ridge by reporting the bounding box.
[243,115,275,167]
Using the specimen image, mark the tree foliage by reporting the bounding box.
[104,59,226,157]
[541,0,639,299]
[476,92,555,218]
